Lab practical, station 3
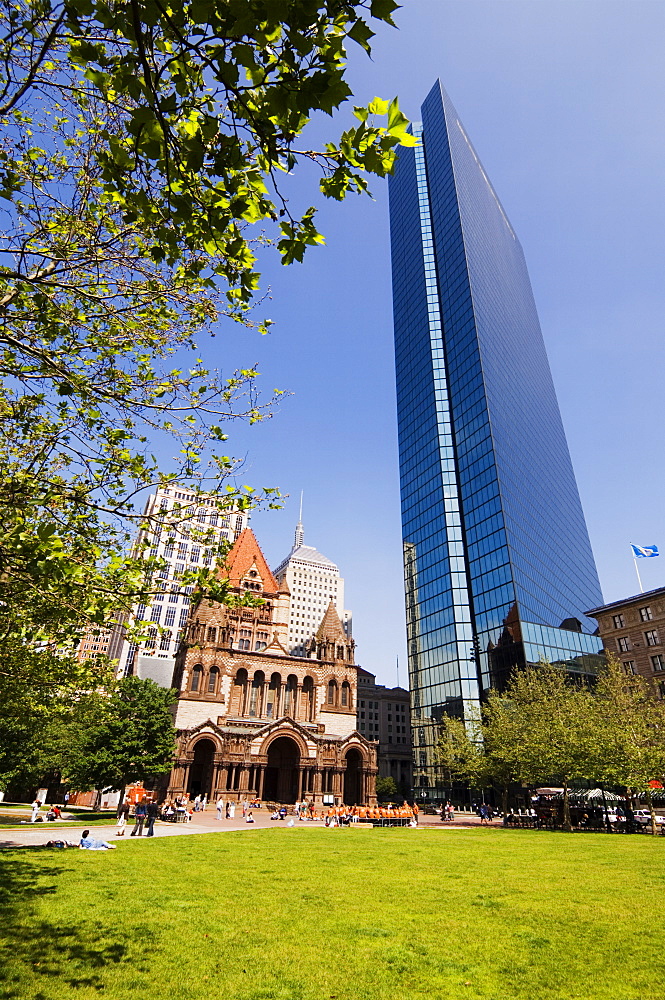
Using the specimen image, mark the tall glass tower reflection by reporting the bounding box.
[389,81,604,799]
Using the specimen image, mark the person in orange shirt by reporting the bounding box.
[412,802,419,825]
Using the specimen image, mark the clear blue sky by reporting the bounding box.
[195,1,665,684]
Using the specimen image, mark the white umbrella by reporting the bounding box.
[577,788,622,803]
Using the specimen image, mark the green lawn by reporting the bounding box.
[0,811,116,829]
[0,827,663,1000]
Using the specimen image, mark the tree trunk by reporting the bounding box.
[646,787,658,837]
[501,783,508,817]
[562,778,572,832]
[601,786,612,833]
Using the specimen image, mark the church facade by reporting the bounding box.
[164,529,378,805]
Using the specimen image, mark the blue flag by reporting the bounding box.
[631,544,659,559]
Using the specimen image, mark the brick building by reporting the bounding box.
[163,529,377,805]
[587,585,665,696]
[356,668,412,797]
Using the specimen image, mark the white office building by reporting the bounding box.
[116,486,248,686]
[273,518,352,657]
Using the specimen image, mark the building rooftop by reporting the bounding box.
[586,584,665,617]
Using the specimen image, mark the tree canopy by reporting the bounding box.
[435,659,665,833]
[59,675,178,793]
[0,0,415,643]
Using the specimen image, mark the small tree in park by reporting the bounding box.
[437,664,596,829]
[375,776,398,802]
[60,676,177,798]
[589,656,665,836]
[484,663,595,831]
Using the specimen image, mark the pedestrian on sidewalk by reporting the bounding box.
[30,798,42,823]
[131,798,147,836]
[146,800,159,837]
[116,799,130,837]
[216,797,224,820]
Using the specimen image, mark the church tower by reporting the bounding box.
[273,511,352,656]
[165,527,377,807]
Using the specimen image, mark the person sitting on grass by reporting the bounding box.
[79,829,117,850]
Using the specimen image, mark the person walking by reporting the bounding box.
[193,794,201,812]
[145,800,159,837]
[116,799,130,837]
[30,798,42,823]
[201,794,207,811]
[131,798,147,836]
[216,797,224,820]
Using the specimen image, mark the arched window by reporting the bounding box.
[206,626,217,644]
[327,679,338,706]
[190,664,203,693]
[302,676,314,722]
[284,674,298,716]
[238,639,250,650]
[249,670,265,717]
[207,666,219,694]
[337,645,345,660]
[341,681,351,708]
[231,668,248,714]
[266,672,281,718]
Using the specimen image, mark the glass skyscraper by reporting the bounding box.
[389,80,604,798]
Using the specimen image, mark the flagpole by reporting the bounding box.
[633,556,644,594]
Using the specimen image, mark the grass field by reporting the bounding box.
[0,811,117,829]
[1,827,663,1000]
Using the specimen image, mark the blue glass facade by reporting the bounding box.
[389,81,604,797]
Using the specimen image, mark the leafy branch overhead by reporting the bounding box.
[0,1,415,641]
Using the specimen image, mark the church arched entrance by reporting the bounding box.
[343,748,363,805]
[187,739,216,799]
[263,737,300,803]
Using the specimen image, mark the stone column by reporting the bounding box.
[297,768,304,800]
[258,766,265,800]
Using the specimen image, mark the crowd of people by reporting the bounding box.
[324,803,419,826]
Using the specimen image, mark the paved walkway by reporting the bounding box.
[0,807,485,848]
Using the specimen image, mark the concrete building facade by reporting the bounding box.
[273,518,352,657]
[117,486,249,685]
[357,668,412,797]
[587,586,665,696]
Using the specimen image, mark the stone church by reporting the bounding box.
[164,529,378,805]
